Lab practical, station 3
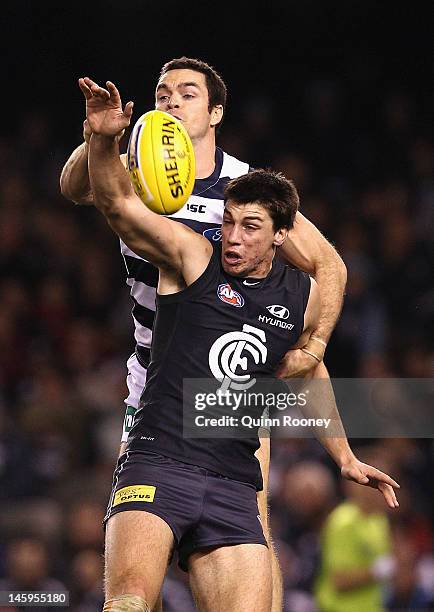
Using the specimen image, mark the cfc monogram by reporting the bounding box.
[208,324,267,390]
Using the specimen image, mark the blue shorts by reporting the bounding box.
[104,451,267,571]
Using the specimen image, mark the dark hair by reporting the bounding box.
[224,169,299,230]
[159,57,227,129]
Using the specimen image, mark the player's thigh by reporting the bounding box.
[105,510,174,606]
[188,543,272,612]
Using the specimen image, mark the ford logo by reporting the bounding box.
[203,227,222,242]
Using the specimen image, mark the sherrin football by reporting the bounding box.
[126,110,195,214]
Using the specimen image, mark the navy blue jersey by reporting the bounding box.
[128,243,311,489]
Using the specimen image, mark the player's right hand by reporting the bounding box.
[78,77,133,138]
[341,458,400,509]
[275,347,319,378]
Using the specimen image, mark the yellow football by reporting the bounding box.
[126,110,195,214]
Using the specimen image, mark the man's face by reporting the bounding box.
[155,69,221,143]
[221,201,287,277]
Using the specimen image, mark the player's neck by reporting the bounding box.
[247,259,273,279]
[193,132,217,179]
[238,251,275,279]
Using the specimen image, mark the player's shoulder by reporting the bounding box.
[176,219,211,249]
[219,148,250,179]
[281,261,312,290]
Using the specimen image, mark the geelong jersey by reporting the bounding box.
[128,243,311,489]
[121,147,250,368]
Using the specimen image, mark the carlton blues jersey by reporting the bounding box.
[128,243,311,489]
[120,148,250,367]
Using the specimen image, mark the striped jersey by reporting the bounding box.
[120,147,250,367]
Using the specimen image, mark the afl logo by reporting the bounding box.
[266,304,290,320]
[203,227,222,242]
[217,283,244,308]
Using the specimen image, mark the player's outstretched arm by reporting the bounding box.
[278,212,347,375]
[305,361,399,509]
[86,78,205,271]
[60,77,110,205]
[277,279,400,509]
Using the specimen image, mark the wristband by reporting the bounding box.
[301,348,322,363]
[310,336,327,348]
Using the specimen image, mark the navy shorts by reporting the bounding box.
[104,451,267,571]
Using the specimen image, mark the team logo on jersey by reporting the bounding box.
[209,324,267,390]
[217,283,245,308]
[266,305,290,320]
[203,227,222,242]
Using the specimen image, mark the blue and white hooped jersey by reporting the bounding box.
[120,147,250,363]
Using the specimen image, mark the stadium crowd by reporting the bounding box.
[0,75,433,611]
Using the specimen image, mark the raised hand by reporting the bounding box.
[341,458,400,509]
[78,77,134,138]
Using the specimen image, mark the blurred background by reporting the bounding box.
[0,1,433,610]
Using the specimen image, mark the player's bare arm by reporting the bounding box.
[307,361,400,509]
[277,278,400,509]
[277,213,347,376]
[85,78,212,290]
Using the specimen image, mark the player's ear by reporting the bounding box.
[210,105,223,128]
[273,228,288,247]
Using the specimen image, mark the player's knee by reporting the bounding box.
[104,565,147,604]
[103,594,150,611]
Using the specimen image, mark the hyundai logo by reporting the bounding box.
[266,305,290,320]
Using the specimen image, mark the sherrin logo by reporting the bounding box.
[217,283,244,307]
[113,485,156,507]
[266,305,290,320]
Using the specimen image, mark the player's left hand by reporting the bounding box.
[275,348,319,378]
[341,458,400,509]
[79,77,133,138]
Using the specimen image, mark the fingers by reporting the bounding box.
[344,466,369,485]
[78,77,110,100]
[363,464,400,489]
[78,78,132,118]
[343,461,400,509]
[378,482,399,509]
[105,80,121,104]
[124,100,134,119]
[78,77,93,100]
